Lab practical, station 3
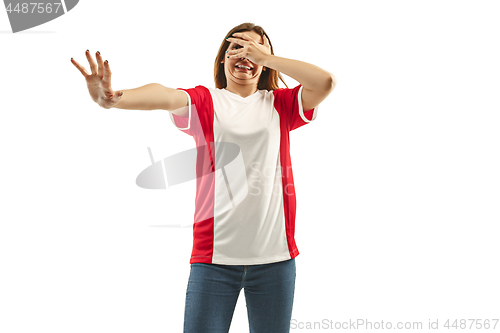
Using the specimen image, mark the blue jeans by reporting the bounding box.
[183,258,296,333]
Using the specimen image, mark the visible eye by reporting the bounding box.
[232,45,242,49]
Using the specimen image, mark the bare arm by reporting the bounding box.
[114,83,189,117]
[227,33,337,111]
[261,56,336,111]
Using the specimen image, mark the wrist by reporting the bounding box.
[97,96,113,109]
[261,54,275,69]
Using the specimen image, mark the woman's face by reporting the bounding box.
[222,30,266,88]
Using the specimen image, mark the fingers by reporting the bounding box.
[226,37,245,47]
[95,51,104,77]
[226,50,247,59]
[102,60,113,97]
[70,50,103,78]
[111,90,123,103]
[231,32,267,46]
[85,50,98,75]
[231,32,254,43]
[70,58,90,77]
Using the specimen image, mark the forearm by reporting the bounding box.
[113,83,171,111]
[262,55,336,91]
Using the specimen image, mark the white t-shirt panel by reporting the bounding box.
[168,85,318,265]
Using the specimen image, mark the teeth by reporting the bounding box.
[236,65,252,70]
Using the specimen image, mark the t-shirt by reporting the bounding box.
[169,84,318,265]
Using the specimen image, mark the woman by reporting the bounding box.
[71,22,336,333]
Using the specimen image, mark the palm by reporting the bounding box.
[71,50,122,109]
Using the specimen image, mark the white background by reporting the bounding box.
[1,0,499,332]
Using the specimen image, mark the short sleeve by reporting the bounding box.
[273,84,319,131]
[169,85,212,138]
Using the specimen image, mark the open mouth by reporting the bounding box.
[235,64,253,71]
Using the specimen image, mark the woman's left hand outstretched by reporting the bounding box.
[226,33,272,65]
